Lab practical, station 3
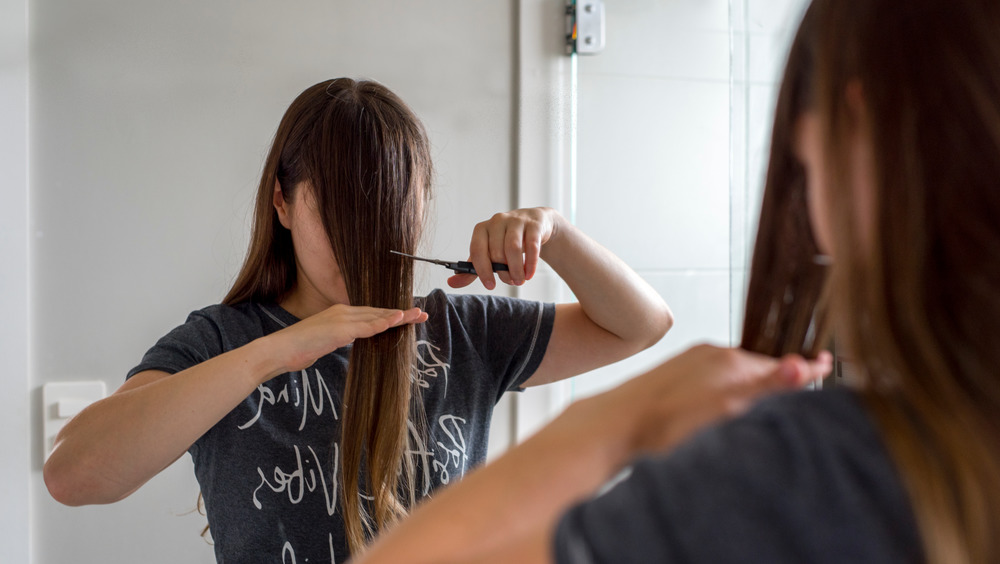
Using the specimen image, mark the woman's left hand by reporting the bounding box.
[448,207,561,290]
[597,344,834,457]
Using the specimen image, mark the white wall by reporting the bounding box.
[28,1,523,562]
[570,0,731,400]
[0,0,31,562]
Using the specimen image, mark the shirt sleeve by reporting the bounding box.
[433,291,556,401]
[552,392,922,564]
[126,309,227,380]
[485,296,556,394]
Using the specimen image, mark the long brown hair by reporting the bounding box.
[740,2,827,360]
[225,78,433,554]
[743,2,1000,562]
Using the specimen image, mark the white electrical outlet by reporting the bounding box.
[42,381,107,459]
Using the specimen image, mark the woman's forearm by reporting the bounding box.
[43,337,282,506]
[520,210,674,386]
[542,212,673,350]
[43,304,426,507]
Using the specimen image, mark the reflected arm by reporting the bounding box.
[449,207,673,387]
[43,304,427,506]
[524,211,673,386]
[43,339,282,506]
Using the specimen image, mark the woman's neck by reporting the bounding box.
[278,283,347,320]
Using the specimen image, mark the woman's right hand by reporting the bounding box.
[263,305,428,377]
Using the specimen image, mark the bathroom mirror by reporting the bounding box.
[8,1,807,562]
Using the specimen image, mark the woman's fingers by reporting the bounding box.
[470,221,497,290]
[776,351,833,386]
[725,351,832,406]
[352,308,427,339]
[504,223,526,285]
[522,222,543,282]
[446,273,477,289]
[463,208,554,290]
[809,350,834,382]
[626,345,835,455]
[397,307,429,326]
[356,306,427,327]
[727,358,802,408]
[309,304,427,345]
[486,214,518,286]
[273,304,427,374]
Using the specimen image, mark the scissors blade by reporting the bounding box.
[390,250,450,268]
[391,250,509,275]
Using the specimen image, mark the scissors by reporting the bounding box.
[391,250,510,275]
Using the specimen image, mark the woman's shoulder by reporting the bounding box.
[661,388,896,495]
[673,389,919,557]
[169,300,292,342]
[416,289,553,337]
[743,386,875,441]
[127,302,270,380]
[555,389,922,563]
[417,288,546,313]
[416,288,489,309]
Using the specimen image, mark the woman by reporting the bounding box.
[356,0,1000,562]
[42,78,674,562]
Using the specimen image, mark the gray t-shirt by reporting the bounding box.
[128,289,555,563]
[554,388,923,563]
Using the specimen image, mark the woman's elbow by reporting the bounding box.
[44,455,82,506]
[619,304,673,354]
[43,449,118,507]
[641,303,674,350]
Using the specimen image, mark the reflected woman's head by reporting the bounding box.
[744,1,1000,562]
[225,78,435,555]
[227,78,433,307]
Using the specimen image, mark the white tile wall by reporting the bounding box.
[570,270,731,398]
[580,0,729,82]
[745,0,807,32]
[576,74,730,270]
[582,28,729,83]
[570,0,808,402]
[744,84,779,252]
[730,268,748,344]
[730,0,808,342]
[573,0,731,404]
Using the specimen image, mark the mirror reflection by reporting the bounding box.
[6,1,806,562]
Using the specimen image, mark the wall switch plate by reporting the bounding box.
[42,381,107,460]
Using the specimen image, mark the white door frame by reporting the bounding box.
[0,0,33,561]
[512,0,575,442]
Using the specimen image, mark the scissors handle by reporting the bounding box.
[451,261,510,275]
